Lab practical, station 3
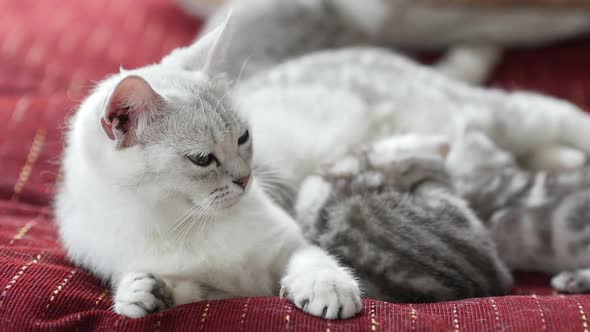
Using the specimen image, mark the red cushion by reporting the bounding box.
[1,0,590,330]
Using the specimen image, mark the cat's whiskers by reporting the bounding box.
[196,91,207,120]
[254,167,296,191]
[255,174,295,207]
[164,204,201,237]
[212,87,232,115]
[163,195,217,242]
[191,206,215,240]
[175,196,218,242]
[177,198,217,243]
[235,57,250,87]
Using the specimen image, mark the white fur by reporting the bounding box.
[526,173,548,207]
[368,134,449,167]
[329,156,361,176]
[295,176,333,227]
[433,45,502,85]
[56,16,361,320]
[240,48,590,190]
[526,144,587,171]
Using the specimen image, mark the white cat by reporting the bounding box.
[55,15,361,320]
[188,0,590,188]
[237,47,590,191]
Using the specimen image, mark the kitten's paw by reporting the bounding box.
[551,271,590,294]
[114,273,174,318]
[280,269,362,319]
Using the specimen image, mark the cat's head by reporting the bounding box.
[84,13,253,210]
[446,126,515,173]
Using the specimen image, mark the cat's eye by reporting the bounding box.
[238,130,249,145]
[187,153,215,167]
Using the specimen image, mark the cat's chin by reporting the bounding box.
[187,193,244,212]
[214,195,243,210]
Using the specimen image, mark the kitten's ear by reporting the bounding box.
[161,10,233,75]
[100,75,163,149]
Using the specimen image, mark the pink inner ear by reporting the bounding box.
[101,76,162,148]
[101,117,116,140]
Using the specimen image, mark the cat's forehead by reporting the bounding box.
[159,100,244,147]
[140,78,246,150]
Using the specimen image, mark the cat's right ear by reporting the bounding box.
[100,75,163,149]
[160,10,233,76]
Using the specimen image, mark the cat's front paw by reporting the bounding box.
[551,270,590,294]
[280,268,362,319]
[114,273,174,318]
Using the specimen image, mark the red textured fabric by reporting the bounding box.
[1,0,590,331]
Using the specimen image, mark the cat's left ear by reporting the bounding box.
[101,75,164,149]
[160,10,233,76]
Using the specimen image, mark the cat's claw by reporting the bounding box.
[281,269,362,320]
[114,273,173,318]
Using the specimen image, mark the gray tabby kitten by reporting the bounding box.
[295,135,513,302]
[446,128,590,294]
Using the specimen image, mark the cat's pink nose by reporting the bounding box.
[233,175,250,190]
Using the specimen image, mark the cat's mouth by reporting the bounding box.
[207,188,244,209]
[212,194,242,209]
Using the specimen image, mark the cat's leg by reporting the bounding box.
[477,92,590,170]
[167,279,205,306]
[551,269,590,293]
[113,273,205,318]
[113,273,175,318]
[281,246,362,319]
[434,45,503,85]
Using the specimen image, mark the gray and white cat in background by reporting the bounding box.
[193,0,590,84]
[181,0,590,200]
[237,47,590,199]
[447,128,590,294]
[56,16,361,320]
[295,134,513,302]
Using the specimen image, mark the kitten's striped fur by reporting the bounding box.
[447,128,590,294]
[295,135,512,302]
